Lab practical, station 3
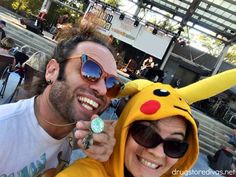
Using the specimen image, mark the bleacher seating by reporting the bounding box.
[192,108,236,160]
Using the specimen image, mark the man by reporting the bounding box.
[37,9,47,34]
[140,56,155,77]
[0,20,6,40]
[52,12,70,40]
[0,23,122,176]
[14,45,30,65]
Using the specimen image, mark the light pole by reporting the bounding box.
[40,0,52,14]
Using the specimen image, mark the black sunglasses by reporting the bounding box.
[129,122,189,158]
[67,54,123,98]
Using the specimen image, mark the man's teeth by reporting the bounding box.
[78,97,99,110]
[140,158,158,169]
[82,103,93,111]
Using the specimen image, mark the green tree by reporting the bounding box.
[156,17,178,33]
[0,0,14,9]
[27,0,42,15]
[11,0,29,13]
[194,34,236,64]
[44,0,82,27]
[11,0,41,15]
[101,0,121,7]
[225,45,236,64]
[7,0,42,16]
[197,34,223,57]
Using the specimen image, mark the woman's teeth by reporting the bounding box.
[140,158,159,169]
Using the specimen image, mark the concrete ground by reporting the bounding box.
[0,6,54,41]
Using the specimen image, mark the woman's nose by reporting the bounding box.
[147,143,166,158]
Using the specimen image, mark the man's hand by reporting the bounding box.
[74,115,116,162]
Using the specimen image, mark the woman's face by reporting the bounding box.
[124,116,187,177]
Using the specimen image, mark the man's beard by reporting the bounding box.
[49,81,76,123]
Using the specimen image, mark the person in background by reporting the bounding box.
[38,9,47,33]
[0,19,122,176]
[57,12,70,27]
[14,45,30,66]
[57,68,236,177]
[122,58,138,75]
[224,129,236,147]
[0,20,6,40]
[140,56,155,77]
[0,37,16,69]
[52,12,70,40]
[23,51,48,73]
[0,37,16,78]
[0,37,15,56]
[207,146,234,176]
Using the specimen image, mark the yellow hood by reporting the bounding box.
[105,68,236,177]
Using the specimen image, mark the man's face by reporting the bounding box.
[0,23,5,28]
[49,41,118,122]
[64,14,69,18]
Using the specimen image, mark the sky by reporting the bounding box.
[117,0,223,55]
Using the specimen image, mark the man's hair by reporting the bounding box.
[0,20,6,27]
[28,18,116,96]
[20,45,30,54]
[0,37,15,50]
[52,17,115,80]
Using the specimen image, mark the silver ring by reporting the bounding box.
[91,116,104,134]
[82,132,93,150]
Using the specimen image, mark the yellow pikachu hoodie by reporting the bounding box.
[57,68,236,177]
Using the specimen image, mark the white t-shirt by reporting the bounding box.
[0,97,72,176]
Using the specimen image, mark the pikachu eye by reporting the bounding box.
[153,89,170,97]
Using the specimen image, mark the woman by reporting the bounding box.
[0,37,15,56]
[57,68,236,177]
[0,37,16,74]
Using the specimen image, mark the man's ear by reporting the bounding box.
[45,59,60,82]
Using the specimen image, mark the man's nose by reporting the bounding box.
[90,78,107,96]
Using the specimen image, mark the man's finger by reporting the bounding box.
[76,120,90,130]
[104,120,117,126]
[102,121,116,134]
[74,129,90,139]
[111,120,117,127]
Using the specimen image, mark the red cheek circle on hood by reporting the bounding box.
[140,100,161,114]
